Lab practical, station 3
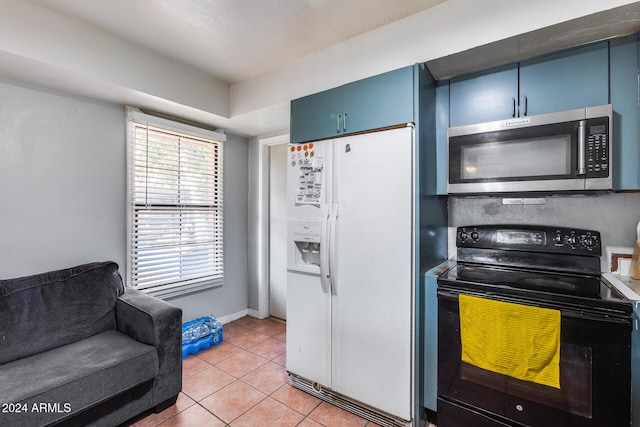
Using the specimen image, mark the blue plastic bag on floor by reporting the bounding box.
[181,316,223,358]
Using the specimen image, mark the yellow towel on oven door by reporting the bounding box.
[459,294,561,389]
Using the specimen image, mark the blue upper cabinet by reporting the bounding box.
[290,86,343,144]
[448,42,609,128]
[449,64,518,127]
[519,43,609,116]
[290,66,415,144]
[610,34,640,190]
[343,66,414,134]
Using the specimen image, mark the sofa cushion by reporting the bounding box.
[0,330,158,427]
[0,261,124,364]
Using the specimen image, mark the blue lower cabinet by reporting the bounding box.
[423,261,455,412]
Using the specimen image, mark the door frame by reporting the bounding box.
[256,133,290,319]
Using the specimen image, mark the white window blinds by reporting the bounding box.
[127,110,225,296]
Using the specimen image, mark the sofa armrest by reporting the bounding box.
[116,288,182,406]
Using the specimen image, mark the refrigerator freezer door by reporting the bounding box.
[330,127,414,420]
[286,139,333,389]
[286,270,332,387]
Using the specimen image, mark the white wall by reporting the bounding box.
[0,78,250,322]
[0,0,229,127]
[0,78,126,277]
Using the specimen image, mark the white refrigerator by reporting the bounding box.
[286,126,415,426]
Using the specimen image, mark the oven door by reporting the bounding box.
[437,287,632,427]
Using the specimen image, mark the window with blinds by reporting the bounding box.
[127,111,224,297]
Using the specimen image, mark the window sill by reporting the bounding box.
[134,280,223,300]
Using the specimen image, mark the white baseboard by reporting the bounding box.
[216,309,248,325]
[216,308,267,325]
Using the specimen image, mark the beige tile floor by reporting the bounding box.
[125,316,386,427]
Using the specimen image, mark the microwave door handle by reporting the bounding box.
[577,120,587,175]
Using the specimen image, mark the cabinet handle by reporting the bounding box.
[343,113,347,132]
[512,97,516,118]
[337,115,342,133]
[523,95,528,116]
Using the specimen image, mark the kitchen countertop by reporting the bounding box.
[602,273,640,301]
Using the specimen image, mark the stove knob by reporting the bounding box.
[583,235,595,250]
[459,231,468,243]
[471,231,479,241]
[554,233,563,245]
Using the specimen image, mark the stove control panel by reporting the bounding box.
[457,225,601,255]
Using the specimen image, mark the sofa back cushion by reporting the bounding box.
[0,261,124,364]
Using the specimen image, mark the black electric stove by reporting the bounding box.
[436,224,633,427]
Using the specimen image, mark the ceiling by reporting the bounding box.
[10,0,640,137]
[28,0,447,85]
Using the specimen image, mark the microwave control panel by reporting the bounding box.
[585,117,609,177]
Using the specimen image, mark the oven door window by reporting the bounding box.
[460,344,591,418]
[438,291,631,426]
[449,122,579,184]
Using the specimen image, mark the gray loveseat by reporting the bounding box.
[0,261,182,427]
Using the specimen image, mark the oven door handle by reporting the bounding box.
[437,288,632,324]
[561,310,630,324]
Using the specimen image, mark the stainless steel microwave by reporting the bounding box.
[447,104,612,194]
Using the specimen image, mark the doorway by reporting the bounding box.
[268,143,287,319]
[255,133,289,320]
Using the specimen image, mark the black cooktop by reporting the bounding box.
[438,225,633,315]
[438,263,631,314]
[451,263,601,298]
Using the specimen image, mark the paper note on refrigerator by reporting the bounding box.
[295,157,323,205]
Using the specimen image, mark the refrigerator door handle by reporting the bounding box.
[319,203,332,294]
[329,203,339,295]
